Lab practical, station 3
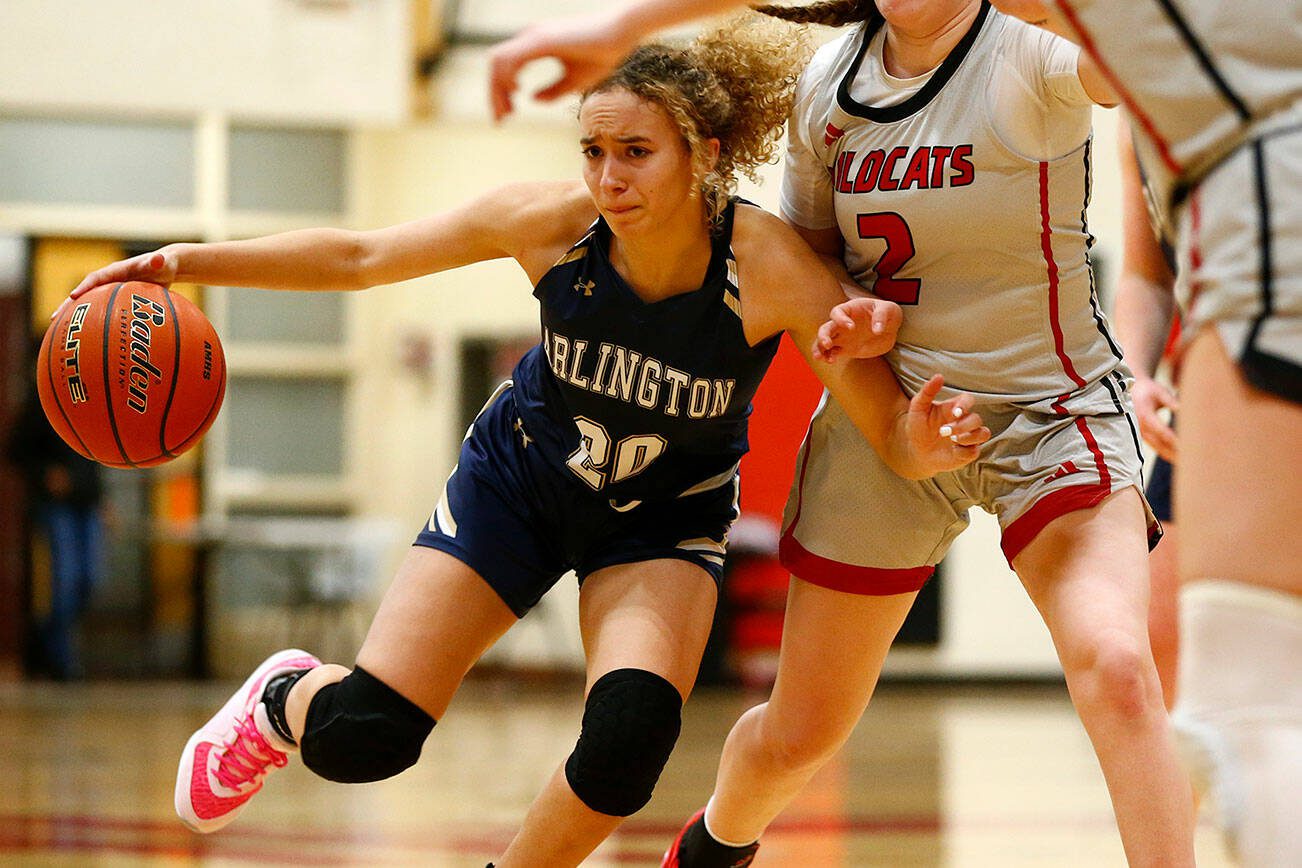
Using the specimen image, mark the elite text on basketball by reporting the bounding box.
[61,302,91,404]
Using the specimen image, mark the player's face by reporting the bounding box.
[578,88,701,237]
[985,0,1051,24]
[877,0,979,33]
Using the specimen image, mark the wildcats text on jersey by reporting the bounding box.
[543,326,736,420]
[833,144,975,194]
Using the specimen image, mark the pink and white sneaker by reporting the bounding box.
[176,648,321,833]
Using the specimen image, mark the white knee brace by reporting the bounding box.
[1172,580,1302,868]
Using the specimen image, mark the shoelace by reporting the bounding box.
[213,714,288,790]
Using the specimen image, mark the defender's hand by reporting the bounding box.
[899,375,991,477]
[813,297,903,363]
[489,14,634,121]
[1131,376,1179,463]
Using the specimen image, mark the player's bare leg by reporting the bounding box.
[1014,487,1195,866]
[282,547,518,734]
[176,546,517,832]
[1172,328,1302,866]
[1146,522,1180,710]
[496,558,718,868]
[702,580,916,845]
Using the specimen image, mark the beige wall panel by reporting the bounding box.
[349,120,578,533]
[0,0,410,123]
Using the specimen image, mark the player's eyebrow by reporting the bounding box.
[580,135,653,146]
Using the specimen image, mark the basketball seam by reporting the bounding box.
[163,364,225,460]
[101,282,137,468]
[157,285,183,459]
[44,302,96,460]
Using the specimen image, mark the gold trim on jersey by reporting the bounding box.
[722,255,743,320]
[722,288,743,320]
[553,230,595,267]
[431,469,459,537]
[676,536,727,565]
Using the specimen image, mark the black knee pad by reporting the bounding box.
[564,668,683,816]
[299,665,435,784]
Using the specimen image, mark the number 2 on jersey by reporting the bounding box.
[857,212,921,305]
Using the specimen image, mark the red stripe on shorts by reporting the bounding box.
[1001,481,1112,565]
[779,532,934,596]
[1074,416,1111,487]
[1054,1,1184,177]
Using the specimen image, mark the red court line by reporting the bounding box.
[0,809,1126,862]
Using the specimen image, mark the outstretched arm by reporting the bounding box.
[488,0,747,120]
[62,181,591,308]
[735,207,990,480]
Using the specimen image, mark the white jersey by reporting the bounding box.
[1056,0,1302,223]
[1056,0,1301,400]
[783,6,1128,411]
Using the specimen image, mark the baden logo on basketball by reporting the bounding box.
[122,293,167,414]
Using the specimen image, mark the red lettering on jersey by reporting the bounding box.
[824,122,845,146]
[834,151,856,191]
[950,144,975,186]
[876,146,909,191]
[929,145,953,188]
[900,147,931,190]
[853,149,885,193]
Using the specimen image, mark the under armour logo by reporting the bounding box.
[574,279,595,296]
[824,122,845,146]
[514,417,533,449]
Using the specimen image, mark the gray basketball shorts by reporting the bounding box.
[1175,121,1302,404]
[779,385,1160,595]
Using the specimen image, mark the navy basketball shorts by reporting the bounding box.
[1145,454,1174,523]
[413,384,739,617]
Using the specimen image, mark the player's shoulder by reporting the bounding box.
[728,202,844,344]
[483,180,597,257]
[807,27,861,75]
[731,202,788,247]
[730,203,810,283]
[797,27,861,97]
[989,7,1070,60]
[489,180,594,235]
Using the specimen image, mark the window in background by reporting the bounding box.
[0,116,193,208]
[228,126,347,214]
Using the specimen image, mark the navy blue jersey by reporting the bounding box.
[511,199,781,502]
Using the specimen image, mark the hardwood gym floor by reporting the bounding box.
[0,678,1233,866]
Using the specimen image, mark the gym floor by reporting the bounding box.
[1,678,1233,866]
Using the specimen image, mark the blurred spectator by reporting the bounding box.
[6,360,105,680]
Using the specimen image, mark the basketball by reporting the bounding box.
[37,281,226,468]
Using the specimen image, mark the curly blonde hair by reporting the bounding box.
[584,15,814,226]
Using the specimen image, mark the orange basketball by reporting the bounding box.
[37,281,226,468]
